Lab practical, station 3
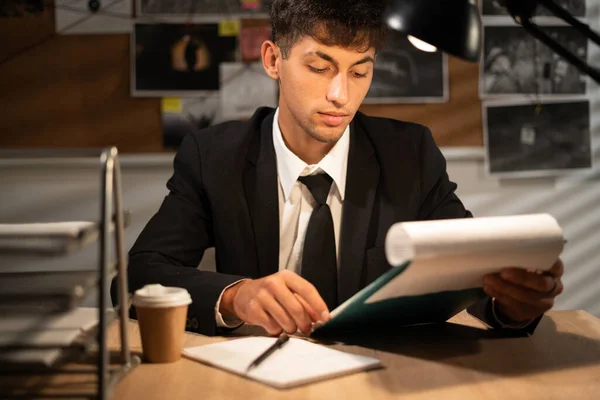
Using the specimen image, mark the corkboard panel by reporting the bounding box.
[0,7,163,153]
[0,7,483,153]
[359,56,483,147]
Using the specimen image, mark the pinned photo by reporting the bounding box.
[55,0,133,35]
[480,0,586,17]
[137,0,272,17]
[219,62,278,121]
[482,25,587,97]
[162,96,225,150]
[132,22,238,96]
[0,0,45,17]
[483,98,592,177]
[364,30,448,104]
[240,20,271,62]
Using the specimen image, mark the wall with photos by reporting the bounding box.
[0,0,482,152]
[479,0,593,179]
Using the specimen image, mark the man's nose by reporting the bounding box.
[326,73,349,106]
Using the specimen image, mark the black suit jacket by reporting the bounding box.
[121,107,537,336]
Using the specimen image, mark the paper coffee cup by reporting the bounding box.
[132,284,192,363]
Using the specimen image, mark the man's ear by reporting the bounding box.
[261,40,281,80]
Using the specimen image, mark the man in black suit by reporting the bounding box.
[124,0,564,337]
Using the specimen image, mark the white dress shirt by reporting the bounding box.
[215,108,350,328]
[274,108,349,273]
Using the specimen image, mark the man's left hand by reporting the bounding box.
[484,259,564,323]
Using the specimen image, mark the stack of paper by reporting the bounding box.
[0,221,99,254]
[0,308,101,367]
[314,213,564,336]
[374,213,565,301]
[0,211,130,255]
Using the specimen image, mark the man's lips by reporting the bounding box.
[318,112,349,127]
[320,112,349,117]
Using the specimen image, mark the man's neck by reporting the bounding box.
[277,107,336,165]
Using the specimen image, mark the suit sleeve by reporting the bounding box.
[416,126,472,220]
[415,127,541,334]
[112,134,247,336]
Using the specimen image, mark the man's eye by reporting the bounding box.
[353,71,368,78]
[308,66,329,73]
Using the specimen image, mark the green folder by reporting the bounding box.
[311,261,486,338]
[310,213,564,339]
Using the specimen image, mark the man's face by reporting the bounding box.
[276,36,375,143]
[491,55,511,74]
[554,59,568,78]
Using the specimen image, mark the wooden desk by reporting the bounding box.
[4,310,599,398]
[109,310,600,400]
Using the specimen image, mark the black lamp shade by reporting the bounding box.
[383,0,482,62]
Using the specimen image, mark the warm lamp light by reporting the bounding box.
[383,0,482,62]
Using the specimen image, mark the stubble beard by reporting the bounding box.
[296,115,346,144]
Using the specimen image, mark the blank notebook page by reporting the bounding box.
[182,337,381,389]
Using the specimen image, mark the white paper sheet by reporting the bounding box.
[0,221,99,254]
[183,337,380,389]
[0,308,99,333]
[55,0,133,35]
[0,221,96,237]
[367,214,565,303]
[0,308,100,367]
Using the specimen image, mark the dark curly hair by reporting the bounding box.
[269,0,389,58]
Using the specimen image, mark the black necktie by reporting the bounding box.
[298,173,338,311]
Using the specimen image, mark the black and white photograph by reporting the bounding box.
[480,0,586,17]
[484,99,592,177]
[0,0,45,17]
[137,0,272,17]
[364,31,447,103]
[219,62,278,120]
[482,25,587,97]
[162,96,224,149]
[133,22,238,96]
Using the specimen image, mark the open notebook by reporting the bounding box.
[182,336,381,389]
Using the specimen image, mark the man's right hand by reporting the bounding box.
[219,270,330,336]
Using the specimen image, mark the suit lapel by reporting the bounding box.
[338,119,380,304]
[243,111,280,277]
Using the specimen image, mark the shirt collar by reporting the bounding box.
[272,107,350,201]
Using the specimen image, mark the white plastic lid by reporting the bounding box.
[132,284,192,308]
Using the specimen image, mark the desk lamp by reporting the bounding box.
[383,0,600,83]
[382,0,482,62]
